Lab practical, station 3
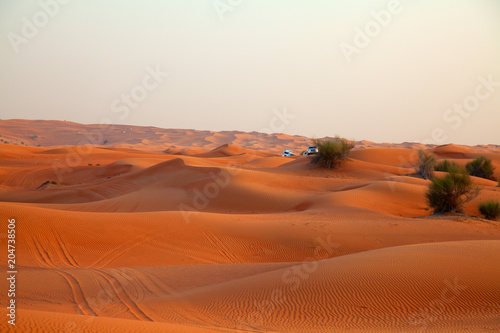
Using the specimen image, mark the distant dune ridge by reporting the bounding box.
[0,119,499,332]
[2,119,498,155]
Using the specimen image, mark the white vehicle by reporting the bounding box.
[306,146,318,155]
[282,149,295,157]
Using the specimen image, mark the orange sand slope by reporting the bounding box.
[0,120,499,332]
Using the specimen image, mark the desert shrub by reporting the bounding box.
[416,150,435,180]
[425,169,480,214]
[435,159,459,172]
[465,157,495,180]
[103,139,109,144]
[479,200,500,220]
[310,137,355,169]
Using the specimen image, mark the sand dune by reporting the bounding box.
[3,119,498,155]
[0,120,498,332]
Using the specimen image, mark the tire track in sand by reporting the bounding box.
[203,231,241,264]
[93,269,153,321]
[128,268,231,329]
[31,236,56,268]
[52,228,80,268]
[55,270,97,316]
[89,233,159,268]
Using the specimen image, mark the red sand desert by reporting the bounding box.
[0,119,499,332]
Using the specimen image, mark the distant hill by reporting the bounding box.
[0,119,496,154]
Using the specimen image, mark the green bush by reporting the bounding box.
[466,157,495,180]
[434,159,459,173]
[425,169,480,214]
[479,200,500,220]
[416,150,435,180]
[310,137,355,169]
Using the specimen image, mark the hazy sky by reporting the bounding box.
[1,0,499,145]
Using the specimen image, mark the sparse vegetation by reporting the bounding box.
[479,200,500,220]
[435,159,459,173]
[310,137,355,169]
[103,139,109,144]
[465,157,495,180]
[425,169,480,214]
[36,180,58,189]
[416,150,435,180]
[30,135,38,139]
